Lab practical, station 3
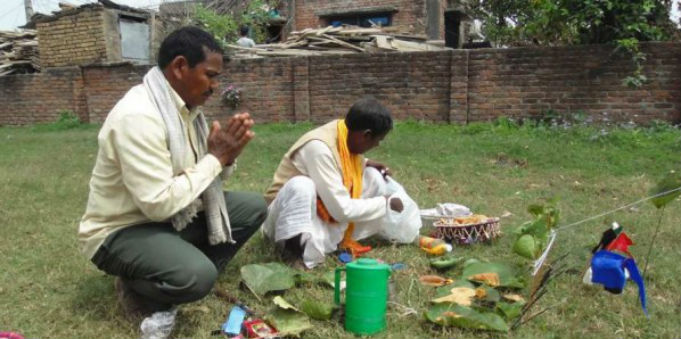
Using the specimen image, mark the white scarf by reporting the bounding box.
[143,66,233,245]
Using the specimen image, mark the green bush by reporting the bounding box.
[31,110,82,132]
[56,110,81,128]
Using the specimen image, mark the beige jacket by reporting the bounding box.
[264,120,346,203]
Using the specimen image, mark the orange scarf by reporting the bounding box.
[316,120,363,223]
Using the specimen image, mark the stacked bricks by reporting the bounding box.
[36,6,107,68]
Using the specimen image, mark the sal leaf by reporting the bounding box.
[264,308,312,337]
[301,300,337,320]
[462,261,524,289]
[650,170,681,209]
[496,302,523,321]
[425,303,509,332]
[240,263,296,297]
[273,296,299,311]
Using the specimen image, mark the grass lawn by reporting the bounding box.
[1,119,680,339]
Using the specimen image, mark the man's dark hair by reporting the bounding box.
[240,26,250,37]
[157,26,223,69]
[345,96,393,136]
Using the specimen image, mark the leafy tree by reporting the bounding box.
[469,0,679,87]
[473,0,678,46]
[195,5,238,45]
[194,0,279,46]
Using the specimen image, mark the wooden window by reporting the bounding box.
[119,15,150,63]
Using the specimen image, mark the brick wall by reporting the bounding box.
[0,67,85,125]
[37,7,107,68]
[216,42,680,125]
[81,63,151,122]
[465,43,681,123]
[294,0,426,35]
[206,58,297,123]
[1,42,679,126]
[306,51,452,122]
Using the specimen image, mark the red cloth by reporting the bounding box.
[605,232,633,257]
[0,332,25,339]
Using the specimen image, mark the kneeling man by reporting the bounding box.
[263,97,418,268]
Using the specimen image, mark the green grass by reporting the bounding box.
[1,120,680,339]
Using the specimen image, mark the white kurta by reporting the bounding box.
[263,140,393,268]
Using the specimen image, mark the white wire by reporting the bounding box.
[532,185,681,274]
[555,186,681,232]
[533,229,557,275]
[0,2,25,22]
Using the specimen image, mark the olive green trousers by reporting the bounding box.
[91,191,267,312]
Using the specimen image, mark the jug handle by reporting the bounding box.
[334,267,345,305]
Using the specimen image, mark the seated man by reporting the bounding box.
[77,27,266,335]
[263,97,417,268]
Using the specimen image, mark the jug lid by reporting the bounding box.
[347,258,390,271]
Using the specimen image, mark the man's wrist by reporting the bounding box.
[224,158,238,167]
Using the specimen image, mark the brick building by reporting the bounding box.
[35,0,165,68]
[284,0,472,47]
[156,0,473,47]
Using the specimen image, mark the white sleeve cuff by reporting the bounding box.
[199,153,224,179]
[221,159,237,180]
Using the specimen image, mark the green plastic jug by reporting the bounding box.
[334,258,391,335]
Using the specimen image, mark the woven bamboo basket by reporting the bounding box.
[432,217,501,245]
